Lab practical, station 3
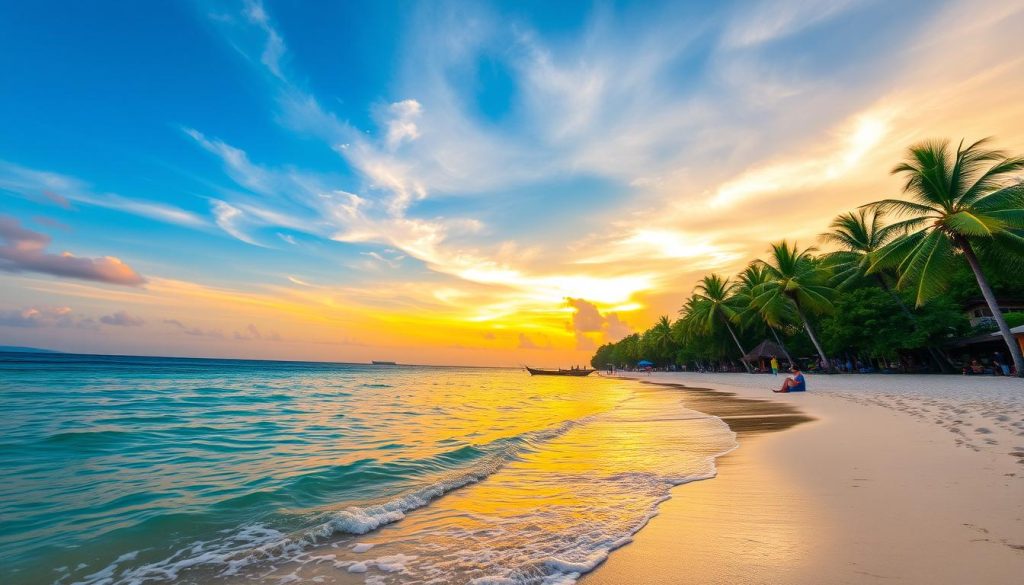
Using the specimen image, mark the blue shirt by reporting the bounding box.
[791,373,806,391]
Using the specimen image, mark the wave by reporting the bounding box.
[67,418,585,585]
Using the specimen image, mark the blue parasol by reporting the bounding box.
[637,360,653,366]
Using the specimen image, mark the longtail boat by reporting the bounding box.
[525,366,595,377]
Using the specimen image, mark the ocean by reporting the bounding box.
[0,352,736,585]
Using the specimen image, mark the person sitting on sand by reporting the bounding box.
[773,367,806,393]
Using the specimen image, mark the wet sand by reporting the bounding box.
[583,375,1024,584]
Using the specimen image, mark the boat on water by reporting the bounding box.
[525,366,595,377]
[371,361,397,365]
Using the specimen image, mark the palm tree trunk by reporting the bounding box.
[721,316,753,373]
[960,240,1024,377]
[792,301,831,371]
[769,326,795,366]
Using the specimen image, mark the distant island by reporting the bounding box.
[371,360,398,365]
[0,345,61,353]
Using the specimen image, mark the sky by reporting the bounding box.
[2,0,1023,366]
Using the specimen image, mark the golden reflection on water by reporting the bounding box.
[243,383,745,584]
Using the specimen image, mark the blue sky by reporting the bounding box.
[2,0,1023,364]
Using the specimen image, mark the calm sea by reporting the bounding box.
[0,352,736,585]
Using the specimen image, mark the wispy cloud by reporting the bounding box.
[721,0,864,49]
[242,0,286,78]
[0,161,207,228]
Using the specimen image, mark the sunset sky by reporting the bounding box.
[2,0,1023,366]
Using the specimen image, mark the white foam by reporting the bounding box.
[373,553,417,572]
[470,577,517,585]
[351,542,375,553]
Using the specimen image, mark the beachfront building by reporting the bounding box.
[1009,325,1024,354]
[963,297,1024,328]
[946,325,1024,375]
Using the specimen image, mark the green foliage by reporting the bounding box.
[818,287,966,359]
[1005,312,1024,328]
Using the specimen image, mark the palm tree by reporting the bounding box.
[866,137,1024,376]
[683,274,752,372]
[752,241,835,370]
[735,263,795,366]
[648,316,674,363]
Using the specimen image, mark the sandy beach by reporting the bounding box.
[584,372,1024,584]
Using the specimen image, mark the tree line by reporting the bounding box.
[591,138,1024,377]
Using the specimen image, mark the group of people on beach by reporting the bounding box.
[962,351,1014,376]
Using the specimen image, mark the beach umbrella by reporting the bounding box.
[637,360,653,366]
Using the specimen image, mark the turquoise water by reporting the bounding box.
[0,352,736,585]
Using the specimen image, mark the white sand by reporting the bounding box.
[638,372,1024,461]
[583,372,1024,585]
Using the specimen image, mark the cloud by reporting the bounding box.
[708,109,893,208]
[574,332,596,351]
[383,99,424,150]
[41,190,72,209]
[0,306,96,329]
[243,0,286,78]
[184,128,275,196]
[0,216,146,286]
[566,298,631,342]
[233,323,282,341]
[518,332,541,349]
[605,313,631,341]
[0,161,207,228]
[100,311,145,327]
[163,319,224,338]
[567,297,605,333]
[721,0,863,49]
[211,200,261,246]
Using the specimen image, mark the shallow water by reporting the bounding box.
[0,353,736,585]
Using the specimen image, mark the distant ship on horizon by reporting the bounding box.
[370,360,398,365]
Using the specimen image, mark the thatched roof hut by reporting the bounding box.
[742,340,786,362]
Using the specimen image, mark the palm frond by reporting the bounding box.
[863,198,938,217]
[868,230,927,273]
[959,156,1024,206]
[944,211,1006,237]
[894,230,957,306]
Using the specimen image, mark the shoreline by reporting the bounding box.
[583,373,1024,584]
